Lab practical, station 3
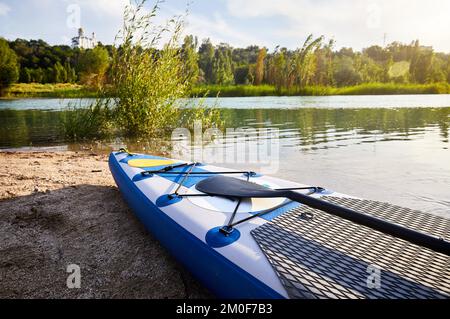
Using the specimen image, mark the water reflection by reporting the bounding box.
[0,109,65,148]
[1,107,449,151]
[220,108,450,149]
[0,105,449,216]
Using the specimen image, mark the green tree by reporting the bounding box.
[446,57,450,83]
[64,60,76,83]
[44,67,53,83]
[355,54,386,83]
[181,35,200,86]
[198,39,215,84]
[31,68,44,83]
[338,47,356,58]
[410,49,433,84]
[266,47,288,90]
[49,62,66,83]
[232,46,260,65]
[78,46,110,87]
[212,44,234,85]
[234,65,251,85]
[388,41,418,62]
[363,45,391,64]
[428,55,446,83]
[20,67,32,83]
[0,38,20,93]
[254,48,267,85]
[333,56,361,86]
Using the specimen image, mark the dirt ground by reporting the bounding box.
[0,151,211,298]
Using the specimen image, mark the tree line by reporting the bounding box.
[186,35,450,88]
[1,35,450,93]
[0,38,110,92]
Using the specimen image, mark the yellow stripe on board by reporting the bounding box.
[127,159,177,168]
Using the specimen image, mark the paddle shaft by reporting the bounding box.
[283,190,450,256]
[195,175,450,256]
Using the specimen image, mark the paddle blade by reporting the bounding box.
[196,176,280,198]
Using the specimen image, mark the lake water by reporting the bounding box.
[0,95,449,217]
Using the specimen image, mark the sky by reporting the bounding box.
[1,0,450,52]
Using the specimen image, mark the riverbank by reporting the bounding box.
[192,83,450,97]
[3,82,450,99]
[0,151,211,298]
[2,83,98,99]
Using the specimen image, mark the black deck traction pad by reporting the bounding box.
[250,196,450,299]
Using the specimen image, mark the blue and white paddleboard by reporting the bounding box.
[109,151,450,299]
[108,150,341,299]
[110,150,450,299]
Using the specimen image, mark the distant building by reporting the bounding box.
[71,28,97,49]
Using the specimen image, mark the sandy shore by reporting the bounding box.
[0,151,211,298]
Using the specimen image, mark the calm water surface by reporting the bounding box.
[0,95,449,217]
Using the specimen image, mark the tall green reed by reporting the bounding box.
[64,0,221,140]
